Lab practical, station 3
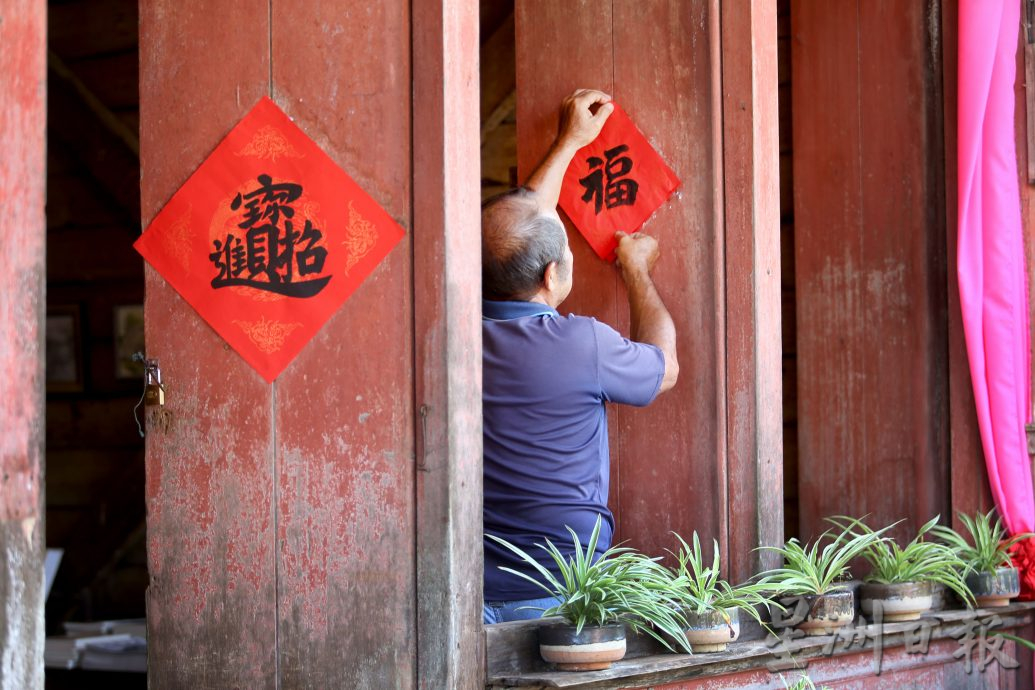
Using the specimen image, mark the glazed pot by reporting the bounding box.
[682,607,740,652]
[859,581,935,622]
[966,566,1020,607]
[780,590,854,636]
[538,623,626,671]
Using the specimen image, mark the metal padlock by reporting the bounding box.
[144,359,165,407]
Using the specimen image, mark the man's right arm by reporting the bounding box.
[615,231,679,393]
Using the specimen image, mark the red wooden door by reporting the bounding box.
[517,0,724,562]
[140,2,481,686]
[792,0,950,542]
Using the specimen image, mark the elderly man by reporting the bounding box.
[481,89,679,624]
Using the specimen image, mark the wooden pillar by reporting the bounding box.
[721,0,784,582]
[942,0,992,524]
[0,0,46,687]
[413,0,483,687]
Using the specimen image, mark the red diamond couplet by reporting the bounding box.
[134,97,404,382]
[558,104,681,262]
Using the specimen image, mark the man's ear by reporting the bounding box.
[542,260,559,292]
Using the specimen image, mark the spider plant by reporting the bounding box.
[757,521,890,596]
[828,515,974,607]
[486,516,693,652]
[782,676,830,690]
[669,531,774,625]
[931,509,1034,575]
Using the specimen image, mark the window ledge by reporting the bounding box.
[486,603,1035,689]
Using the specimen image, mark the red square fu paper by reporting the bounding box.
[558,104,680,262]
[135,97,404,382]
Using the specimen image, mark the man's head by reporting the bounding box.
[481,187,573,306]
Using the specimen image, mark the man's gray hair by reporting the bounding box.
[481,187,568,301]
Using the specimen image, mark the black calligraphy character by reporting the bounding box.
[210,175,332,298]
[232,173,302,230]
[209,234,247,281]
[295,220,328,276]
[578,144,639,214]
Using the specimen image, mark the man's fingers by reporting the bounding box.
[614,230,628,240]
[572,89,612,110]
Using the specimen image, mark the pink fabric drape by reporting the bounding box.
[958,0,1035,595]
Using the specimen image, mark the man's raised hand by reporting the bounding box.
[558,89,615,150]
[614,231,660,277]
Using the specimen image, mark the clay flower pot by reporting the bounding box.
[783,590,854,636]
[682,607,740,652]
[966,566,1020,607]
[538,623,626,671]
[860,581,935,622]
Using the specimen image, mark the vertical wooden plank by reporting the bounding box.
[514,0,621,527]
[0,0,46,686]
[139,2,276,687]
[413,1,484,687]
[793,0,948,543]
[857,1,949,529]
[720,0,784,582]
[610,0,725,560]
[941,0,992,526]
[270,1,417,687]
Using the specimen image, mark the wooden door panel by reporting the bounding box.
[792,0,948,542]
[271,1,415,686]
[140,2,277,687]
[516,0,722,558]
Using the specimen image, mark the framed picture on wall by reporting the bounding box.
[46,305,83,392]
[114,304,145,379]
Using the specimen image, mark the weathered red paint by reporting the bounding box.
[792,1,949,543]
[721,0,784,583]
[651,638,1017,689]
[141,1,277,687]
[271,1,416,686]
[0,0,46,685]
[412,0,484,687]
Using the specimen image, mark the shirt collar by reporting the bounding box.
[482,299,558,321]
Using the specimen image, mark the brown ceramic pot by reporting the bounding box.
[682,607,740,652]
[860,581,936,622]
[538,623,626,671]
[781,590,855,636]
[966,566,1020,607]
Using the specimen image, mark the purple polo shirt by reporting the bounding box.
[482,299,666,601]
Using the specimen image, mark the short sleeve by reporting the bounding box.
[591,319,666,407]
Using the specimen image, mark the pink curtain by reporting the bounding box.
[958,0,1035,596]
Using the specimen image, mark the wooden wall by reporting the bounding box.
[515,0,783,581]
[140,0,481,687]
[791,0,951,542]
[0,0,46,686]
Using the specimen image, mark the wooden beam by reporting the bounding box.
[413,0,484,686]
[0,0,46,686]
[480,11,515,124]
[721,0,784,582]
[48,51,140,225]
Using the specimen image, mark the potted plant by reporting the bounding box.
[932,509,1034,607]
[487,516,692,671]
[830,515,973,621]
[667,531,775,652]
[757,521,888,636]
